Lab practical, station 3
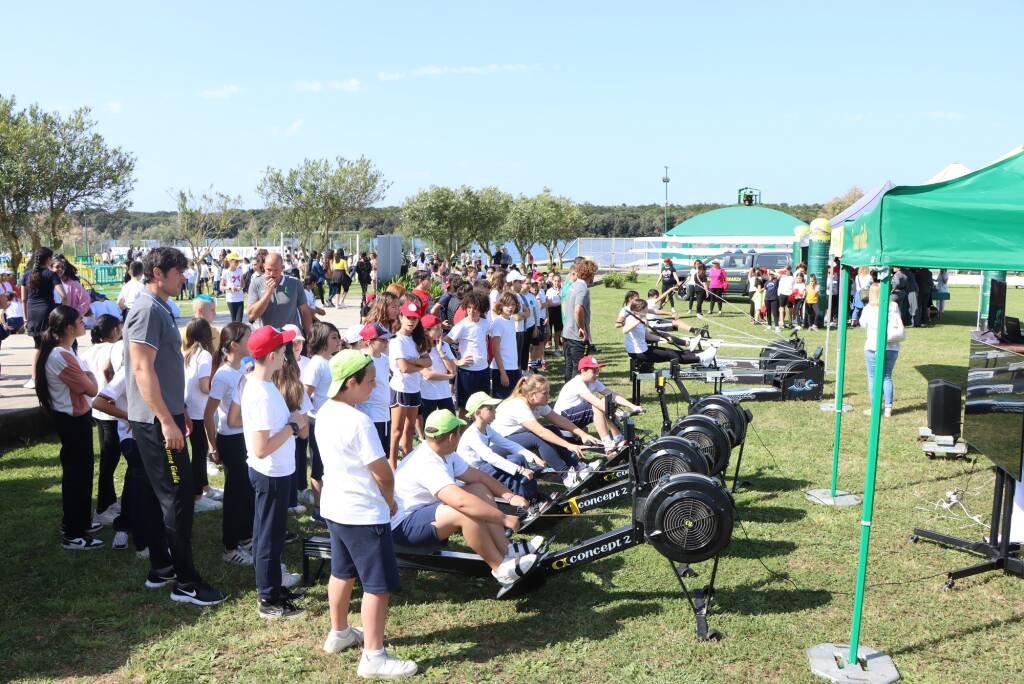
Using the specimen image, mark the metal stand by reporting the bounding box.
[670,555,722,641]
[730,441,749,493]
[910,467,1024,590]
[807,643,900,683]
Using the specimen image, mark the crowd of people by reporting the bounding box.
[18,244,660,679]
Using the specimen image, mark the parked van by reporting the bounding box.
[711,250,792,296]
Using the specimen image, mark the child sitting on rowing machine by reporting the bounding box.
[553,356,643,455]
[616,290,704,336]
[391,409,542,587]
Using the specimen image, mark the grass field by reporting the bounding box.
[2,282,1023,683]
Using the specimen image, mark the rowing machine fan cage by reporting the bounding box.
[641,473,735,563]
[635,437,712,486]
[668,415,733,476]
[688,395,751,447]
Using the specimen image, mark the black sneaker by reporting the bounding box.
[61,535,104,551]
[85,522,104,535]
[280,586,306,601]
[144,567,177,589]
[284,531,299,544]
[258,598,304,619]
[171,581,227,606]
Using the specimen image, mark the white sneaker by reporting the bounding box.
[205,486,223,501]
[492,553,537,586]
[562,470,581,488]
[223,547,254,566]
[696,314,704,319]
[288,504,306,516]
[323,627,364,654]
[696,347,718,366]
[357,649,418,679]
[194,496,222,513]
[94,506,118,526]
[112,530,129,549]
[22,378,35,389]
[206,461,220,477]
[576,463,594,479]
[281,563,301,588]
[505,535,545,558]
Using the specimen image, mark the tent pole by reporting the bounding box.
[830,270,850,497]
[847,273,892,665]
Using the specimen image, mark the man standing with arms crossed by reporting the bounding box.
[562,259,596,382]
[126,247,226,606]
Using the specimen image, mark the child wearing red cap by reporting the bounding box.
[388,301,431,468]
[418,314,459,420]
[554,356,642,454]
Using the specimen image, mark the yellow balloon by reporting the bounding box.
[809,217,831,241]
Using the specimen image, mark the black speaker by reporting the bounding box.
[927,379,962,439]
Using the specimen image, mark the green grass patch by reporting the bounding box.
[2,283,1023,682]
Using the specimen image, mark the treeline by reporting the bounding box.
[81,201,823,244]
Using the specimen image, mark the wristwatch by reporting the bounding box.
[288,422,300,436]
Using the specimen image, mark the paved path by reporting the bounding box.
[0,303,361,413]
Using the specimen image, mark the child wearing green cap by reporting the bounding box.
[315,349,417,679]
[392,409,540,587]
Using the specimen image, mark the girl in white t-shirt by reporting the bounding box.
[492,374,601,487]
[489,292,521,399]
[419,313,466,421]
[183,318,218,508]
[300,321,341,511]
[82,314,123,524]
[445,291,489,418]
[221,257,246,323]
[203,322,254,565]
[356,322,394,450]
[388,300,432,468]
[546,274,563,355]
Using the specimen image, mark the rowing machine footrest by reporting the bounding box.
[302,534,332,586]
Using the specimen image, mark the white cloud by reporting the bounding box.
[284,118,304,137]
[295,80,323,92]
[200,84,241,100]
[105,100,123,114]
[378,63,533,81]
[328,78,361,92]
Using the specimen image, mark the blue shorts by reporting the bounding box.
[390,390,421,408]
[456,368,491,409]
[559,401,594,429]
[392,503,445,547]
[326,520,401,594]
[421,396,455,417]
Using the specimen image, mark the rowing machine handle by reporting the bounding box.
[504,527,514,539]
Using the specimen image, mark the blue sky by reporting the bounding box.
[3,1,1020,211]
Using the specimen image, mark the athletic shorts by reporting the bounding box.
[420,396,455,418]
[391,503,444,547]
[309,420,324,481]
[326,521,401,594]
[559,401,594,429]
[531,325,545,345]
[373,421,390,452]
[390,390,421,408]
[456,368,491,409]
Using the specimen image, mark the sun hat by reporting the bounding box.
[343,324,365,345]
[465,392,502,415]
[226,252,241,261]
[577,355,607,371]
[326,349,374,397]
[423,409,467,438]
[282,323,304,342]
[359,321,394,341]
[506,271,526,282]
[400,301,423,318]
[248,326,296,359]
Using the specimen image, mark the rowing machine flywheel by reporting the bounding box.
[688,395,752,447]
[668,415,732,476]
[641,473,734,563]
[635,436,712,486]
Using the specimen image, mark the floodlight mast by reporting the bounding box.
[662,165,670,234]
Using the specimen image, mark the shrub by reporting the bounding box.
[623,270,639,283]
[603,273,625,289]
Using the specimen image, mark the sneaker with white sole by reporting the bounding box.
[223,547,254,565]
[171,580,227,607]
[85,521,104,535]
[505,535,545,558]
[112,530,129,549]
[205,486,223,501]
[258,598,304,619]
[492,553,537,586]
[281,563,301,588]
[562,470,581,488]
[145,567,177,589]
[696,347,718,366]
[323,626,365,653]
[62,535,103,551]
[288,504,306,516]
[194,496,222,513]
[22,378,35,389]
[357,649,418,679]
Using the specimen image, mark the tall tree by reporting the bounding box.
[400,186,477,260]
[472,186,512,259]
[537,191,585,269]
[823,186,865,219]
[0,96,38,273]
[258,156,390,253]
[174,188,242,262]
[503,189,581,269]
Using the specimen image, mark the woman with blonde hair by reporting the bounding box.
[850,266,874,327]
[860,282,904,417]
[489,374,601,487]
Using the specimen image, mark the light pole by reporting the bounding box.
[662,165,670,233]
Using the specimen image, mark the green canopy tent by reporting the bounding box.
[808,150,1024,683]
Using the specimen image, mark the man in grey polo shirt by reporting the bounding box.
[126,246,226,607]
[246,251,312,336]
[562,259,595,381]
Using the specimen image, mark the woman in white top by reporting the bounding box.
[850,266,875,327]
[183,318,218,508]
[546,273,563,354]
[221,254,246,323]
[301,321,341,510]
[36,305,101,549]
[203,322,254,565]
[860,282,904,417]
[388,300,432,468]
[491,375,601,487]
[82,314,123,524]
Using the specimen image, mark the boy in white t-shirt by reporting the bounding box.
[316,349,416,678]
[445,291,489,418]
[553,356,642,454]
[241,326,309,619]
[391,410,539,587]
[488,292,521,399]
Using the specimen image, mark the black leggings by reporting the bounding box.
[96,418,121,513]
[630,347,700,365]
[708,287,725,313]
[765,299,780,327]
[227,301,244,323]
[694,288,708,315]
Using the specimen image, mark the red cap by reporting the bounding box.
[420,313,441,329]
[365,293,376,304]
[248,326,296,359]
[577,355,607,371]
[400,301,423,318]
[664,257,672,263]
